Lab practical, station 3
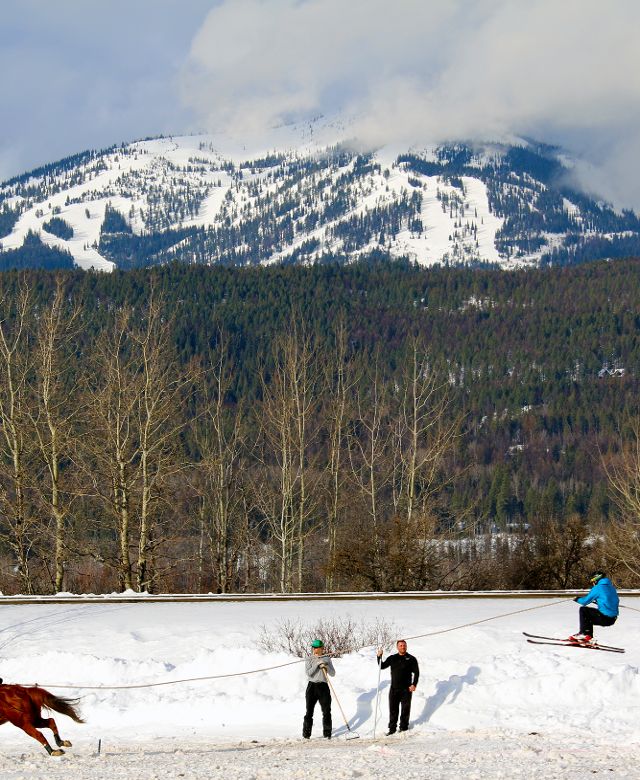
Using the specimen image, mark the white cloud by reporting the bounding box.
[181,0,640,208]
[2,0,638,209]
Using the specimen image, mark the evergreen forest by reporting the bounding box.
[0,257,639,595]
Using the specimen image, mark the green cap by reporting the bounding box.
[311,639,324,648]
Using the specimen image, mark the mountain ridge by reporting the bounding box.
[1,119,639,272]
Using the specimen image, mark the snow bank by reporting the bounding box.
[0,597,638,778]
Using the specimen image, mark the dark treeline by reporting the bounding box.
[0,257,639,594]
[0,232,75,271]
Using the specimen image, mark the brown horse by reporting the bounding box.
[0,684,84,755]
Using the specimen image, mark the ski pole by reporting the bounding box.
[322,666,359,739]
[373,652,382,739]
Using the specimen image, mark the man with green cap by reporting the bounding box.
[302,639,335,739]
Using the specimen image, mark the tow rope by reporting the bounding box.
[20,598,570,691]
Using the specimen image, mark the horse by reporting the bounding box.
[0,683,84,756]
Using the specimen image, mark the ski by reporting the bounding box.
[526,639,624,653]
[524,635,624,653]
[522,632,624,651]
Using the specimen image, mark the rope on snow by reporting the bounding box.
[20,597,572,691]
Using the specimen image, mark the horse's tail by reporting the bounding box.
[34,689,85,723]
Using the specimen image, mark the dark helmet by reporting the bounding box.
[590,570,605,584]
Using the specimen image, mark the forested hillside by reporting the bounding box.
[0,257,638,594]
[3,131,640,272]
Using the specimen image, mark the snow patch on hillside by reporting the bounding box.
[1,122,626,272]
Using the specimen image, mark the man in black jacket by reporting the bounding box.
[376,639,419,735]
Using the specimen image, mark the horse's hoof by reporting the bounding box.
[50,749,65,757]
[60,740,72,748]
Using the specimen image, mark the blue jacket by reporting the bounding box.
[576,577,619,617]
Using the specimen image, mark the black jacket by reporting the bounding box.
[378,652,420,690]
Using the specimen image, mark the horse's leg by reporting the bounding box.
[16,722,64,756]
[35,715,72,748]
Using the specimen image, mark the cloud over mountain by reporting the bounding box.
[1,0,638,211]
[182,0,640,209]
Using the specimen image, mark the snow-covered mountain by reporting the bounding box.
[1,118,639,272]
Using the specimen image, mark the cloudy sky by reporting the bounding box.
[1,0,639,208]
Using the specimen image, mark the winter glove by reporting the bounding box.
[573,597,580,602]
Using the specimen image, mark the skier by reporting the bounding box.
[376,639,419,735]
[302,639,335,740]
[568,570,619,645]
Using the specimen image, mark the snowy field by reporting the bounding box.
[0,595,639,779]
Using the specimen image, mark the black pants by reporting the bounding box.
[579,606,617,636]
[303,681,332,738]
[388,687,412,733]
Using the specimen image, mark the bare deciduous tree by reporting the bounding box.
[348,358,392,589]
[602,417,640,583]
[87,307,139,590]
[192,339,247,593]
[87,296,195,592]
[29,278,83,592]
[395,339,460,525]
[0,284,35,592]
[323,316,356,591]
[253,325,321,592]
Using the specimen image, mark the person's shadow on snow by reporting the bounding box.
[333,679,390,736]
[413,665,481,725]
